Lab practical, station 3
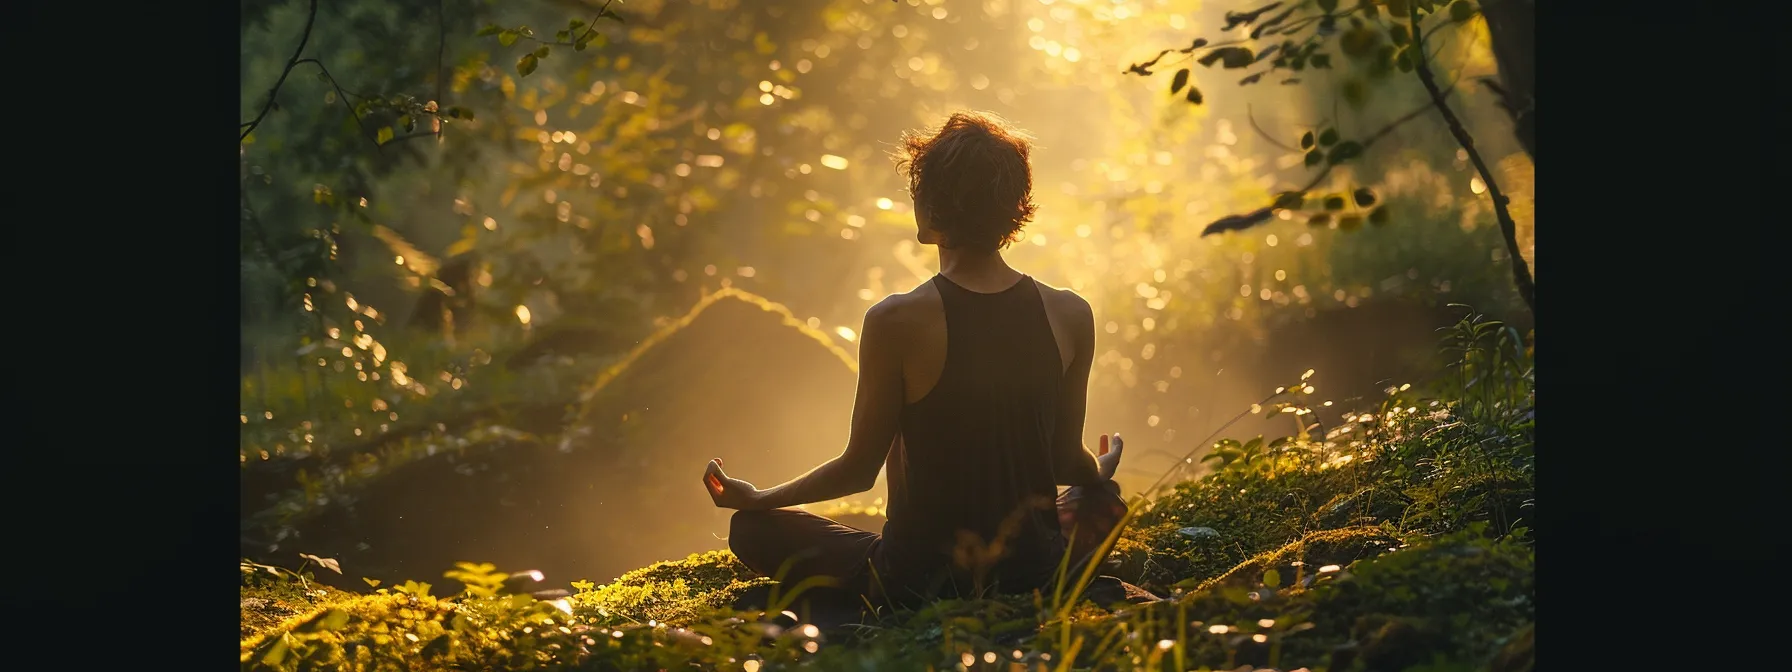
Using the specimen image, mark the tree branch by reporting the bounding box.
[293,59,382,152]
[1201,99,1435,236]
[1199,59,1468,238]
[1245,103,1302,153]
[1410,5,1534,313]
[240,0,319,141]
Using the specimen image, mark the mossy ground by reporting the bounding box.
[240,320,1534,671]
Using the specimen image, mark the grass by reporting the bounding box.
[239,309,1533,671]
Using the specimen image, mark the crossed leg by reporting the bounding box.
[728,482,1128,596]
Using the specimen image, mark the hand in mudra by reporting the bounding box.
[1096,433,1124,480]
[702,458,762,510]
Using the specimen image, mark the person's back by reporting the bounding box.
[877,271,1078,599]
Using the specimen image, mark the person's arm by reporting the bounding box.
[1051,296,1108,487]
[703,298,906,510]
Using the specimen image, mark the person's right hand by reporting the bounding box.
[1097,433,1124,480]
[702,458,763,510]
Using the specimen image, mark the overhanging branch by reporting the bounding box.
[1410,5,1534,313]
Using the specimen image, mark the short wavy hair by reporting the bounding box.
[894,112,1038,252]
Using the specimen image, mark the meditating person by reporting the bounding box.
[700,111,1132,613]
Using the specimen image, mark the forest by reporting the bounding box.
[238,0,1535,670]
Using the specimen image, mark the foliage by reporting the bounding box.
[1125,0,1534,312]
[241,308,1534,670]
[240,0,1531,476]
[568,551,775,628]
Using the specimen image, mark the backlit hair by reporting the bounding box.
[894,112,1038,252]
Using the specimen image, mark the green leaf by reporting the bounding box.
[476,24,503,37]
[1353,187,1377,207]
[534,45,551,59]
[1310,53,1332,69]
[497,30,519,47]
[1171,68,1190,94]
[569,19,587,31]
[1342,78,1369,108]
[1304,149,1324,167]
[261,641,289,666]
[376,126,394,144]
[363,577,382,588]
[1274,191,1305,210]
[1300,131,1315,150]
[1323,195,1346,211]
[1368,205,1391,225]
[1376,44,1399,73]
[1397,49,1413,72]
[1185,86,1204,104]
[1339,214,1365,231]
[1199,47,1255,69]
[1307,212,1333,227]
[1339,27,1380,58]
[1450,0,1478,22]
[448,106,474,120]
[556,29,570,42]
[1239,72,1265,85]
[1262,568,1283,589]
[1318,128,1339,147]
[399,114,414,132]
[517,26,534,38]
[517,53,539,77]
[1389,24,1411,46]
[1221,586,1252,605]
[1327,141,1364,164]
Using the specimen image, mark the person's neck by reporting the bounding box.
[937,245,1019,292]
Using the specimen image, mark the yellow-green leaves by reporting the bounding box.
[1450,0,1479,22]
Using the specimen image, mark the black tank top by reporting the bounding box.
[876,273,1067,599]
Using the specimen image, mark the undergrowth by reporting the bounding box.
[240,308,1534,671]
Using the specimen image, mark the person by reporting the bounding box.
[700,111,1132,614]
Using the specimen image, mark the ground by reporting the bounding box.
[239,314,1534,671]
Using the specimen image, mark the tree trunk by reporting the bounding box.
[1478,0,1534,161]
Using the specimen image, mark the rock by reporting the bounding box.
[1177,526,1220,540]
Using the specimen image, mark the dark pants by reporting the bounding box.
[728,482,1128,611]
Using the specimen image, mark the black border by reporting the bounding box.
[13,1,1777,666]
[1544,3,1772,666]
[16,0,242,653]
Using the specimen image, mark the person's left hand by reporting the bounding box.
[1096,434,1124,480]
[702,458,763,510]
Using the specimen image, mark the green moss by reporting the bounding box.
[239,329,1536,671]
[240,565,359,641]
[1193,526,1401,594]
[569,550,773,627]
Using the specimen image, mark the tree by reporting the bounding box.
[1127,0,1533,313]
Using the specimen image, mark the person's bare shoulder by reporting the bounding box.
[1032,278,1094,326]
[863,279,941,336]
